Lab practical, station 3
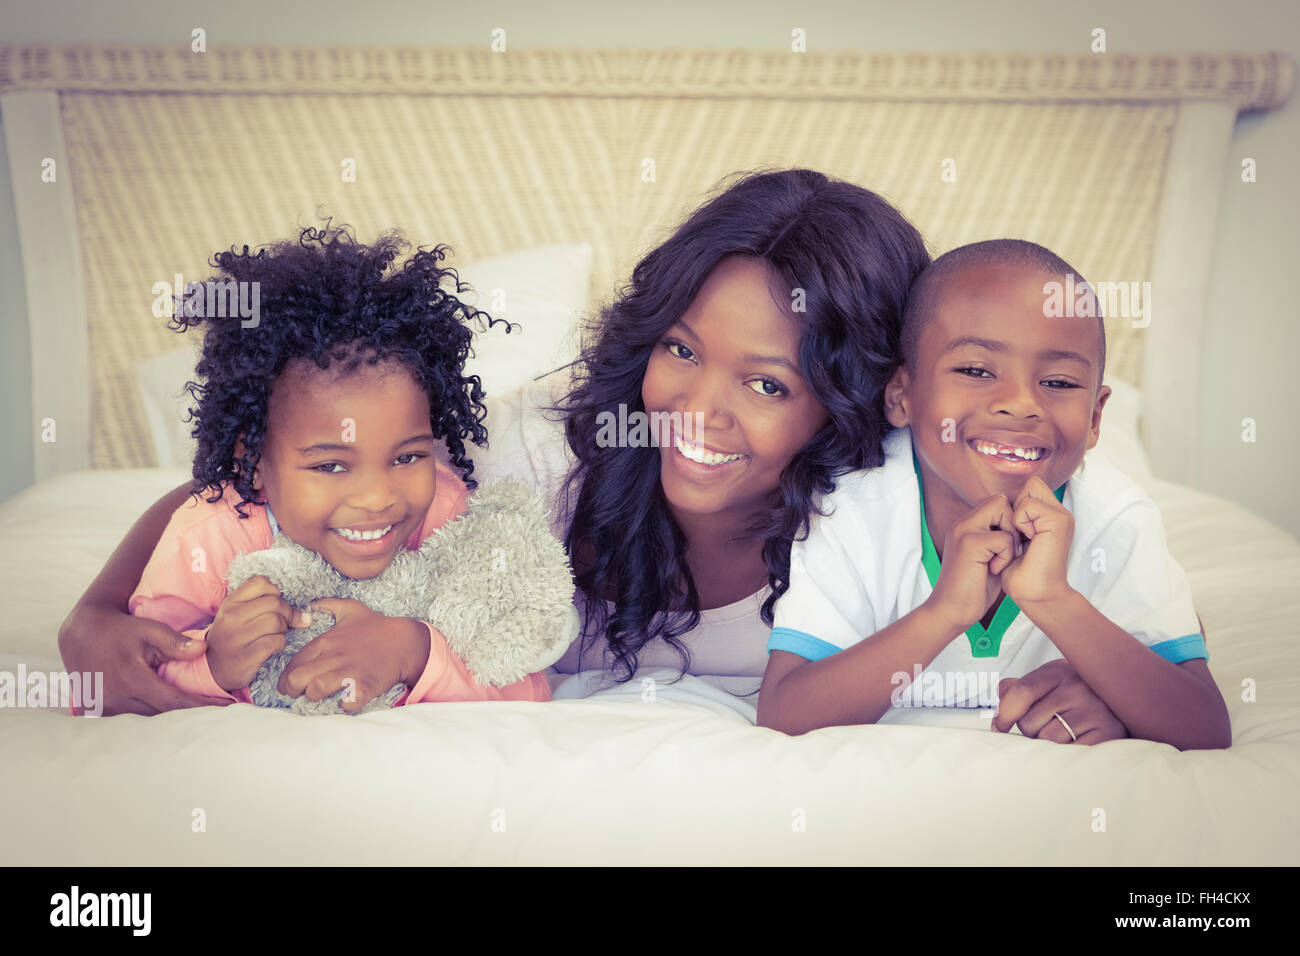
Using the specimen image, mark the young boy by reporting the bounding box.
[757,239,1230,749]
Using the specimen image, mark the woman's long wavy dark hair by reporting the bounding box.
[172,221,507,515]
[555,168,930,683]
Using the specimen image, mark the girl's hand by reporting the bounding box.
[991,659,1128,744]
[924,494,1017,634]
[208,575,309,693]
[1000,477,1076,607]
[58,604,232,715]
[277,598,430,714]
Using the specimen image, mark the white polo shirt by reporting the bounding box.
[768,426,1206,708]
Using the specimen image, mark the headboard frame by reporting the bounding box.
[1,45,1292,483]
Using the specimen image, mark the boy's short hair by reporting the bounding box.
[900,238,1106,386]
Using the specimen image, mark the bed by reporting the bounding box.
[0,44,1297,865]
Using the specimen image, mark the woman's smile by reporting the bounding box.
[667,431,749,479]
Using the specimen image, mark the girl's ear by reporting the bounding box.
[883,366,911,429]
[233,433,262,491]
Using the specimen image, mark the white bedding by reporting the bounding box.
[1,468,1297,865]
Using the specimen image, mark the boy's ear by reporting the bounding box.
[883,365,912,429]
[233,434,261,494]
[1085,384,1111,450]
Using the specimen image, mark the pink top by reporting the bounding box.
[125,460,550,709]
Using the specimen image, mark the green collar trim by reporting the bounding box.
[912,445,1065,657]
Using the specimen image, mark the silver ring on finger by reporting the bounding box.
[1052,711,1078,742]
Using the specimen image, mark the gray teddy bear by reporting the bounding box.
[225,479,579,715]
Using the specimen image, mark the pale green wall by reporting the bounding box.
[2,0,1298,540]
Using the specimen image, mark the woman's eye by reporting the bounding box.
[394,452,424,465]
[665,340,695,361]
[745,377,785,397]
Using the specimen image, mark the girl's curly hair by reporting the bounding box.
[171,221,508,516]
[554,169,930,684]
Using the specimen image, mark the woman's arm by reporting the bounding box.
[58,483,233,715]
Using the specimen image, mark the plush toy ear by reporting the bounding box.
[226,532,338,610]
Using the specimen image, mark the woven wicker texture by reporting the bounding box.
[10,46,1289,467]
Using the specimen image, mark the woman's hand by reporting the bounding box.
[277,598,430,713]
[57,604,233,716]
[990,658,1128,744]
[57,481,234,716]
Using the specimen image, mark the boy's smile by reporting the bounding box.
[886,261,1110,552]
[249,356,439,580]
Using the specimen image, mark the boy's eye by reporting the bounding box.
[745,377,786,397]
[665,340,695,361]
[1042,378,1081,390]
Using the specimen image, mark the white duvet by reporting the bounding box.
[1,468,1297,865]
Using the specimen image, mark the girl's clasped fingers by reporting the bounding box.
[278,645,343,698]
[233,593,294,633]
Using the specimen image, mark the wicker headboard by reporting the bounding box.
[0,46,1292,481]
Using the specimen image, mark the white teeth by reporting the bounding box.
[675,435,743,466]
[973,441,1041,461]
[334,525,393,541]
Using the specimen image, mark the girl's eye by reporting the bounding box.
[665,340,695,361]
[745,377,786,397]
[312,462,345,474]
[956,366,992,378]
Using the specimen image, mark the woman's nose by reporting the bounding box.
[681,372,736,430]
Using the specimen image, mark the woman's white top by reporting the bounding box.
[471,369,774,681]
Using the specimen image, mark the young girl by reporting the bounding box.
[127,223,552,712]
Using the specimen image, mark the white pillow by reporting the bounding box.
[134,343,202,473]
[134,244,593,469]
[1090,376,1153,480]
[456,244,593,398]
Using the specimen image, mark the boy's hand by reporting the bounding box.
[925,494,1018,633]
[208,575,310,692]
[1000,477,1075,606]
[278,598,430,714]
[991,658,1128,744]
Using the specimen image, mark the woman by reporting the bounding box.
[59,168,1128,740]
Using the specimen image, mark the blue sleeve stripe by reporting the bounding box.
[767,627,843,662]
[1150,633,1208,663]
